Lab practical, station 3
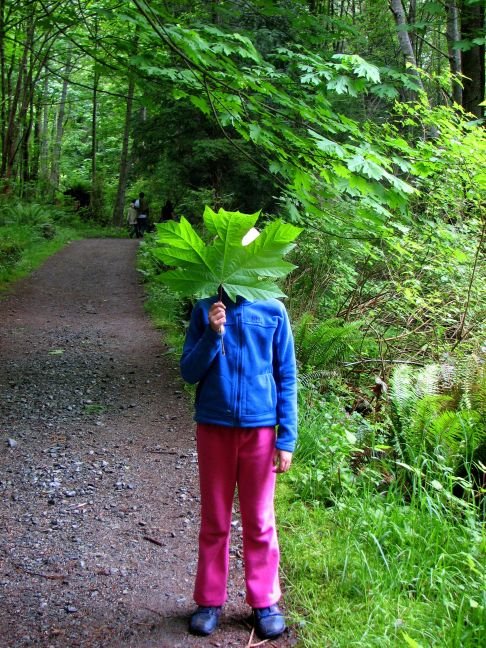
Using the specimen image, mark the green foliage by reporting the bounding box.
[2,2,484,644]
[277,382,484,648]
[281,106,486,375]
[390,359,486,476]
[152,206,302,301]
[142,283,187,357]
[294,313,362,370]
[276,486,485,647]
[0,239,23,268]
[0,202,51,226]
[289,391,370,504]
[121,1,426,238]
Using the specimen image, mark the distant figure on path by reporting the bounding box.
[159,200,175,222]
[126,199,139,238]
[134,192,150,237]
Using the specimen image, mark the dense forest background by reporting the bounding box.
[1,1,485,646]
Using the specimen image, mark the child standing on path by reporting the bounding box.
[180,292,297,640]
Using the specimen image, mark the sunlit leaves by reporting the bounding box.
[126,4,418,237]
[153,207,302,302]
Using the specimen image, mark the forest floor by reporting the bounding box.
[0,239,297,648]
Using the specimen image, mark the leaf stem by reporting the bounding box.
[218,284,226,356]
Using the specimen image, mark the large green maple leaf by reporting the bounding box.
[152,206,302,302]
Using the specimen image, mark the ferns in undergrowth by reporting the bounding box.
[389,354,485,479]
[450,353,486,414]
[0,202,46,225]
[0,203,59,241]
[294,314,362,371]
[390,354,485,415]
[390,363,441,418]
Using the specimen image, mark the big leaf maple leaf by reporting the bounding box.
[152,206,302,302]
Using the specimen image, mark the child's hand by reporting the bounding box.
[208,301,226,334]
[273,449,292,473]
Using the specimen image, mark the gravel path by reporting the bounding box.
[0,239,296,648]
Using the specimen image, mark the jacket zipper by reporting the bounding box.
[235,308,243,423]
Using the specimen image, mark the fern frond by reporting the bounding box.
[390,364,415,416]
[295,316,361,370]
[390,354,485,471]
[406,394,453,455]
[415,364,441,398]
[298,369,339,390]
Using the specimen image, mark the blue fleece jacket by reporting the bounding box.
[180,296,298,452]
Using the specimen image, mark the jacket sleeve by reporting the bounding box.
[273,305,298,452]
[180,301,222,384]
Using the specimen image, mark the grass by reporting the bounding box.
[276,411,486,647]
[143,283,187,355]
[137,238,188,356]
[83,403,106,415]
[0,224,73,289]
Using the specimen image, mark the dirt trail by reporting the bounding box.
[0,239,296,648]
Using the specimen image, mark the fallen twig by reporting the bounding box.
[142,535,164,547]
[20,568,68,580]
[246,627,271,647]
[147,449,178,455]
[245,627,256,648]
[140,605,164,616]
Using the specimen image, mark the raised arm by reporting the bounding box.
[180,300,224,384]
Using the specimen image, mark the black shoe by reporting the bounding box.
[189,606,222,636]
[253,604,286,639]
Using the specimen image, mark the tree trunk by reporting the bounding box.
[210,0,220,24]
[388,0,425,92]
[112,73,135,226]
[446,0,462,106]
[461,0,485,117]
[90,16,104,220]
[1,24,30,180]
[89,65,102,219]
[91,70,99,186]
[38,73,50,187]
[0,0,6,179]
[407,0,417,60]
[389,0,440,138]
[309,0,325,14]
[30,89,42,184]
[20,88,34,193]
[50,50,72,197]
[19,23,36,192]
[1,8,52,186]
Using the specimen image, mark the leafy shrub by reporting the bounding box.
[0,202,47,226]
[37,221,56,239]
[295,313,363,373]
[174,187,220,223]
[390,358,485,500]
[289,392,371,504]
[0,240,23,267]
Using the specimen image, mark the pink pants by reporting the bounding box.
[194,423,281,608]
